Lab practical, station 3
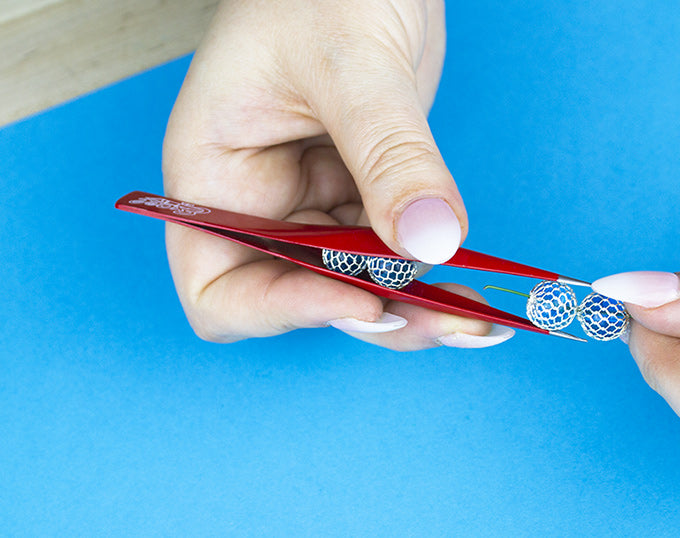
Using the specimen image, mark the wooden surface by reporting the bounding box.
[0,0,219,127]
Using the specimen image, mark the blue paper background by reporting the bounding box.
[2,1,679,535]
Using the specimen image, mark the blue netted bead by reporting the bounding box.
[577,292,630,341]
[321,249,367,276]
[526,281,578,330]
[366,256,418,289]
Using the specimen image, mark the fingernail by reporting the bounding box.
[397,198,461,265]
[436,324,515,348]
[592,271,680,308]
[327,312,407,333]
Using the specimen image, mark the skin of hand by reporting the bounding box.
[162,0,513,351]
[627,294,680,417]
[593,272,680,416]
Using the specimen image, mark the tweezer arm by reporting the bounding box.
[115,192,550,335]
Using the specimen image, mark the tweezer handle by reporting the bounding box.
[115,191,560,281]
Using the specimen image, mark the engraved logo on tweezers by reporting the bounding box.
[129,196,211,216]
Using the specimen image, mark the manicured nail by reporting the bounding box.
[436,325,515,348]
[327,312,407,333]
[397,198,461,265]
[592,271,680,308]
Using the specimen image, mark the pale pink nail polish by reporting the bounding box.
[436,325,515,349]
[327,312,407,333]
[592,271,680,308]
[397,198,461,265]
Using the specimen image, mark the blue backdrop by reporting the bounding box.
[2,1,679,535]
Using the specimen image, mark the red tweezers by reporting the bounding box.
[116,191,591,341]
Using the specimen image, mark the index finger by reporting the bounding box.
[592,271,680,338]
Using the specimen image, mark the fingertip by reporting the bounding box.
[625,299,680,339]
[396,197,463,264]
[592,271,680,309]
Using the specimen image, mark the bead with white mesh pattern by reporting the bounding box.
[366,257,418,290]
[577,292,630,341]
[321,249,368,276]
[526,281,578,330]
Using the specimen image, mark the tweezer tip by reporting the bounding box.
[549,330,588,343]
[557,276,592,288]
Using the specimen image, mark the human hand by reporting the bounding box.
[162,0,515,350]
[593,272,680,416]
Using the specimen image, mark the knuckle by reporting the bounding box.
[187,312,239,344]
[359,129,438,188]
[191,324,222,343]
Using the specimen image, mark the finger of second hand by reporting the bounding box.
[626,298,680,339]
[628,322,680,417]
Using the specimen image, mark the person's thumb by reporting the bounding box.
[308,62,467,265]
[592,271,680,415]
